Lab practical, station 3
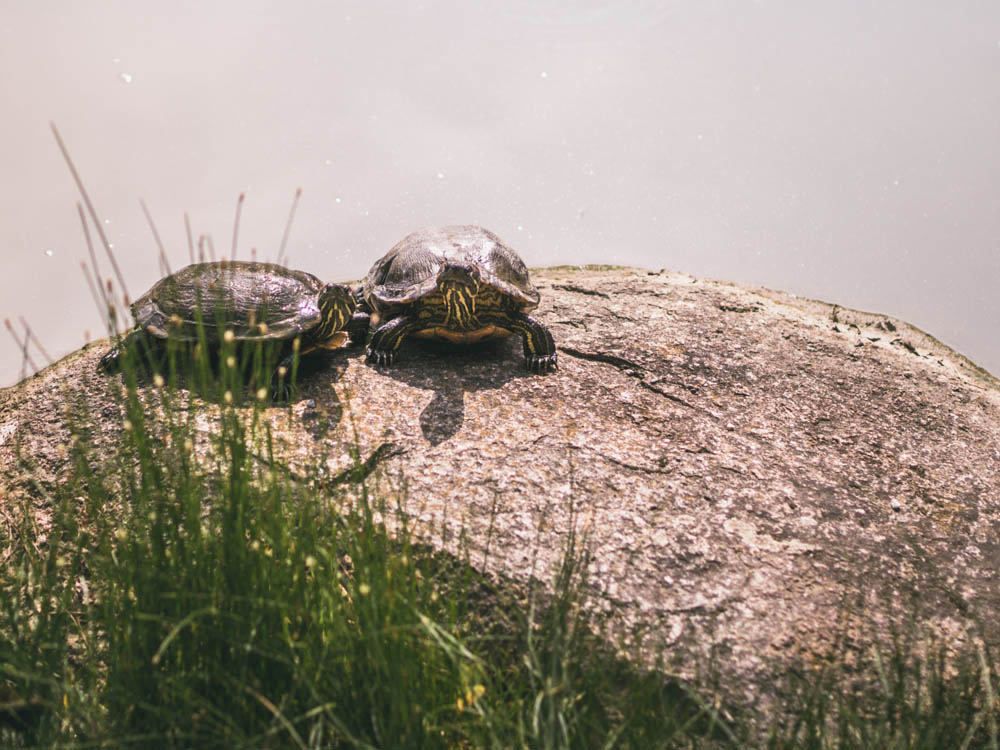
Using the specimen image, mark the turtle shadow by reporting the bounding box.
[373,337,537,446]
[111,343,354,430]
[284,350,355,436]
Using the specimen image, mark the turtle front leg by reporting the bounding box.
[98,342,125,374]
[270,338,310,402]
[346,309,371,347]
[484,312,557,374]
[366,315,422,367]
[347,286,373,346]
[98,328,156,374]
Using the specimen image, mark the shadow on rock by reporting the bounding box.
[107,344,356,432]
[374,337,537,445]
[289,351,357,437]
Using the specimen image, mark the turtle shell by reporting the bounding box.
[363,225,540,313]
[132,261,326,342]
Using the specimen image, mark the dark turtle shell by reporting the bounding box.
[362,225,540,313]
[133,261,329,342]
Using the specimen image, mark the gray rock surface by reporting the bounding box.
[2,266,999,720]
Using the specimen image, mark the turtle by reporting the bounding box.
[98,260,362,396]
[360,225,557,373]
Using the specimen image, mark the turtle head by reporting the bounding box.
[317,283,357,337]
[437,262,480,329]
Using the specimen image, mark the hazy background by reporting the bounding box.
[2,0,998,386]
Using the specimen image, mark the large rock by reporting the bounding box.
[2,266,999,720]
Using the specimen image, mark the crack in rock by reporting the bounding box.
[561,346,698,411]
[255,442,405,487]
[638,380,697,411]
[327,442,406,486]
[560,346,643,372]
[892,338,920,355]
[551,283,612,299]
[568,442,673,476]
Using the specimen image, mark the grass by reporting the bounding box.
[0,330,729,749]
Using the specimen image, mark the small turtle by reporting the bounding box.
[361,225,556,373]
[99,260,361,396]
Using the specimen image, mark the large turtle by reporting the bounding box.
[361,225,557,373]
[99,260,361,396]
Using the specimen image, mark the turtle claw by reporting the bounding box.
[269,376,292,403]
[527,353,558,374]
[366,348,396,367]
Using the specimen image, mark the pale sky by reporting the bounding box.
[2,0,998,385]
